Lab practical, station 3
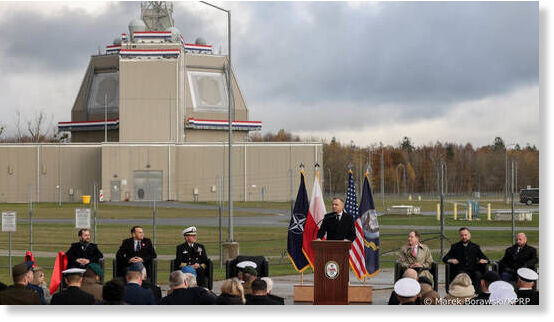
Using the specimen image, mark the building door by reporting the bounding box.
[111,181,121,201]
[133,171,162,201]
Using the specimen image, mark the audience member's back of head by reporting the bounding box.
[261,277,273,293]
[183,273,197,288]
[168,271,185,289]
[420,291,440,305]
[251,279,267,295]
[219,278,245,304]
[403,268,418,280]
[102,279,126,305]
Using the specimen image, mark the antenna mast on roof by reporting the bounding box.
[141,1,174,31]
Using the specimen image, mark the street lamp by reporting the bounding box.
[200,1,234,242]
[505,143,516,203]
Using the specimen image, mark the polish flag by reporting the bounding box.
[302,173,326,268]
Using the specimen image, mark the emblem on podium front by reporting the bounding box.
[325,261,339,279]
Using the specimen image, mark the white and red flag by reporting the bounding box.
[302,172,326,268]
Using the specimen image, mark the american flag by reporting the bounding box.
[345,170,368,279]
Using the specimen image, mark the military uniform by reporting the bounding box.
[65,241,103,269]
[174,242,208,287]
[0,284,41,305]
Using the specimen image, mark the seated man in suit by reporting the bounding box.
[316,197,355,241]
[173,226,209,287]
[116,226,157,278]
[397,230,434,287]
[498,232,538,282]
[66,228,103,269]
[442,227,489,292]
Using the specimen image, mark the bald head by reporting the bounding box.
[516,233,527,247]
[403,268,418,280]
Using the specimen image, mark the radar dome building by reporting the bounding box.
[0,2,321,203]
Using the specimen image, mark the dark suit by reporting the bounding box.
[115,238,157,278]
[498,244,538,281]
[141,278,162,304]
[51,286,96,305]
[65,241,103,269]
[124,283,155,305]
[0,284,41,305]
[245,294,283,305]
[442,241,489,291]
[316,211,356,241]
[516,289,539,305]
[160,287,216,305]
[174,242,209,287]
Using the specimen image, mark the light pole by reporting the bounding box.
[200,1,235,244]
[327,168,332,195]
[505,143,515,203]
[104,93,108,142]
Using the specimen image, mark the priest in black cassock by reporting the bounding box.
[316,198,355,241]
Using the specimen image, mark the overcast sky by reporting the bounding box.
[0,1,539,148]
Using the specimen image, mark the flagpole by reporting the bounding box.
[301,271,304,285]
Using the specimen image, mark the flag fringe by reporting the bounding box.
[286,252,310,273]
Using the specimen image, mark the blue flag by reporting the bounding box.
[359,172,380,277]
[287,171,310,272]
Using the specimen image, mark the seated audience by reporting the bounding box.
[472,270,500,304]
[0,262,41,305]
[245,279,282,305]
[51,268,96,305]
[393,278,420,305]
[444,273,476,305]
[388,268,418,305]
[489,281,517,305]
[31,266,51,304]
[65,228,103,269]
[442,227,489,292]
[516,267,539,305]
[216,278,245,305]
[80,263,103,303]
[242,266,258,295]
[261,277,285,304]
[123,262,155,305]
[498,233,538,282]
[101,279,126,305]
[160,271,216,305]
[398,230,434,286]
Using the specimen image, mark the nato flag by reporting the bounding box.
[287,172,310,272]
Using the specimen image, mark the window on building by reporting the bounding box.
[87,72,119,113]
[188,71,229,112]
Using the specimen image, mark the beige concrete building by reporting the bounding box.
[1,4,322,203]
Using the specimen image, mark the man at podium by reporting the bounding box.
[316,198,356,241]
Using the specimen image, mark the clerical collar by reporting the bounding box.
[519,288,532,291]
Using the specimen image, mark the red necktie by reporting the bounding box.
[412,247,417,257]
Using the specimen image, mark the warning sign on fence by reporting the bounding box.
[75,208,91,229]
[2,211,17,232]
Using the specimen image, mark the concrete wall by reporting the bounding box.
[0,142,322,203]
[0,144,101,203]
[101,142,323,202]
[119,59,179,142]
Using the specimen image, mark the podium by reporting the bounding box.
[312,240,351,305]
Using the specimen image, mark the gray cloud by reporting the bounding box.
[0,1,539,146]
